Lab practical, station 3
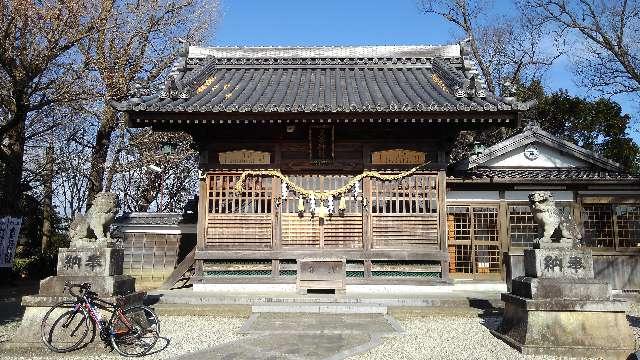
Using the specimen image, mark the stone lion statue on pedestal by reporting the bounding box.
[528,191,582,248]
[70,192,119,247]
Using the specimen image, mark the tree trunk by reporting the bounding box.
[0,107,27,217]
[86,105,118,209]
[41,143,54,251]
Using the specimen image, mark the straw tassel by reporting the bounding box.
[338,195,347,212]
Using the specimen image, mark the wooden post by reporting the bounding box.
[272,177,281,277]
[437,171,449,281]
[498,190,509,280]
[363,178,372,278]
[197,174,207,251]
[194,170,208,281]
[573,191,583,234]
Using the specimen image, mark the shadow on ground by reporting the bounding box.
[0,281,39,322]
[468,298,503,332]
[145,293,164,306]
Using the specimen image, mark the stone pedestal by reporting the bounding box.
[4,246,142,350]
[39,247,135,296]
[494,247,635,359]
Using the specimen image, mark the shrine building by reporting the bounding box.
[113,43,640,291]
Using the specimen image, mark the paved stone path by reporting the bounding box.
[176,313,403,360]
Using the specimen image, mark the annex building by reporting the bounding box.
[114,43,640,291]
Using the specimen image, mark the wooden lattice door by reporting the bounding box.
[280,175,363,249]
[447,205,501,276]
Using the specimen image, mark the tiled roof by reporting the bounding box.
[458,168,638,181]
[454,122,627,173]
[114,44,532,116]
[116,213,187,226]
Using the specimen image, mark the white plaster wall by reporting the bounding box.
[505,190,574,201]
[447,191,500,202]
[484,143,587,168]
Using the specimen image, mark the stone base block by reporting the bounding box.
[39,274,135,297]
[497,294,635,359]
[4,292,144,350]
[511,276,611,300]
[524,248,593,279]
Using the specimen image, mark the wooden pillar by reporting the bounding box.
[437,171,449,281]
[195,171,208,280]
[197,174,207,251]
[498,190,509,281]
[272,177,281,277]
[573,191,583,231]
[363,178,372,278]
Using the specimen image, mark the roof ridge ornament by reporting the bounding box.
[458,38,488,96]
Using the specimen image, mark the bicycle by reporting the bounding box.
[40,282,160,357]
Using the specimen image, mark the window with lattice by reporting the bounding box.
[508,204,573,248]
[207,174,272,214]
[616,205,640,248]
[370,175,438,214]
[582,203,640,249]
[509,205,537,248]
[582,204,615,248]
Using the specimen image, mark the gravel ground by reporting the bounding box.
[0,303,638,359]
[349,303,640,360]
[349,315,565,360]
[0,315,246,360]
[0,319,20,345]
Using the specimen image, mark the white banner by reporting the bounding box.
[0,217,22,268]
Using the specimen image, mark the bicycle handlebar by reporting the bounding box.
[64,282,96,299]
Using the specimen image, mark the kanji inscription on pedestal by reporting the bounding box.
[524,248,594,279]
[56,248,123,277]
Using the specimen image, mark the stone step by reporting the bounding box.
[149,290,504,308]
[252,302,388,314]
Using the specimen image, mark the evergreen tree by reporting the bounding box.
[518,81,639,172]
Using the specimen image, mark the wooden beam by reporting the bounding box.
[158,247,196,290]
[194,249,448,261]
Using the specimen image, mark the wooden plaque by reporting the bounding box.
[371,149,425,165]
[218,150,271,165]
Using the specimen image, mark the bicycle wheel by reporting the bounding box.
[109,305,160,357]
[41,301,90,352]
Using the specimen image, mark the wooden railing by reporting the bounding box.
[200,172,441,253]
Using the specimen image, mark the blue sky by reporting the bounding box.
[213,0,638,141]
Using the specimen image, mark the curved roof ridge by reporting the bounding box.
[187,44,462,59]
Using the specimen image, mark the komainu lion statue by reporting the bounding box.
[70,192,119,247]
[528,191,582,247]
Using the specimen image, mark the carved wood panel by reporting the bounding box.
[371,149,426,165]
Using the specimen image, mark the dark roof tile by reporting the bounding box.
[115,45,531,115]
[458,168,637,181]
